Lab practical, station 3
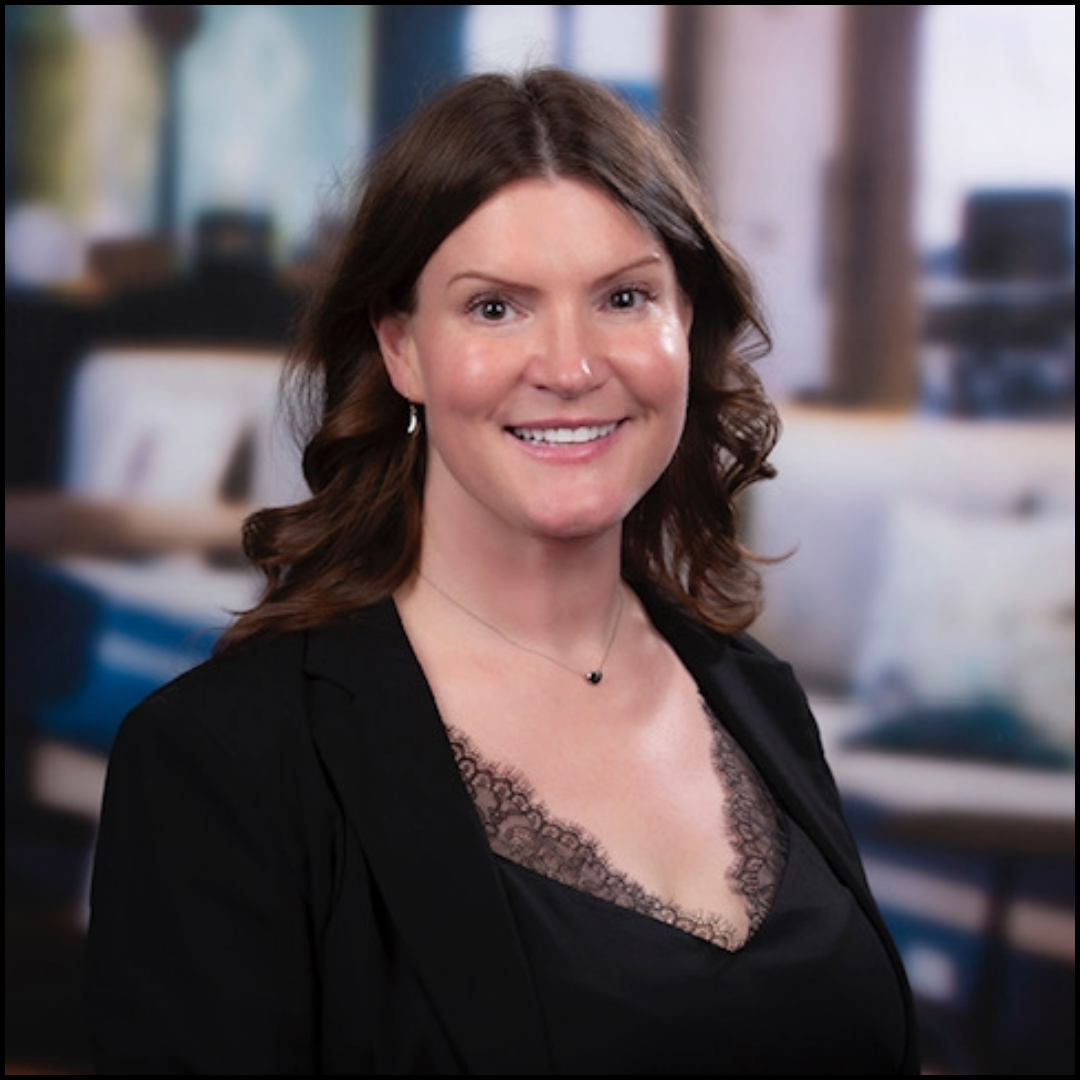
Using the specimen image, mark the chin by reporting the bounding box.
[525,504,629,542]
[517,480,647,541]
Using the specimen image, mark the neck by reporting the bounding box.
[417,569,625,685]
[417,541,624,649]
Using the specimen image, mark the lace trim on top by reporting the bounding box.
[448,699,788,951]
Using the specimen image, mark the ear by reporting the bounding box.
[372,311,423,402]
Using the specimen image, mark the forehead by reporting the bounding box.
[424,176,664,279]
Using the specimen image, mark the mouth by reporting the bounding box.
[508,421,620,446]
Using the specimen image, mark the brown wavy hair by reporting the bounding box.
[216,66,781,653]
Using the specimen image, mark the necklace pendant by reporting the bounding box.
[585,670,603,685]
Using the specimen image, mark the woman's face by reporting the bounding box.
[375,176,693,548]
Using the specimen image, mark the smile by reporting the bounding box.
[509,422,620,445]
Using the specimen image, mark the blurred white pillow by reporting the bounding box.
[853,498,1075,757]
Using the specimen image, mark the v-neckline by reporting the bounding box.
[445,699,789,952]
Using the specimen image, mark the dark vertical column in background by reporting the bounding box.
[370,5,468,148]
[137,5,200,245]
[827,4,923,409]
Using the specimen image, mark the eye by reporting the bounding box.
[608,286,651,311]
[467,294,513,322]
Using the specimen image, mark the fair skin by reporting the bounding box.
[375,177,755,940]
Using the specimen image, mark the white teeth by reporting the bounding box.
[511,423,618,445]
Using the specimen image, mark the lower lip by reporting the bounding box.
[507,425,622,464]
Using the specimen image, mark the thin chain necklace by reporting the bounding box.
[419,572,625,685]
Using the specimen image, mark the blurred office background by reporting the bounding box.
[4,5,1074,1074]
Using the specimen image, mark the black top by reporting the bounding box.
[450,701,907,1075]
[498,820,905,1074]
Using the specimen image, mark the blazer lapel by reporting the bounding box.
[305,601,552,1074]
[640,586,917,1052]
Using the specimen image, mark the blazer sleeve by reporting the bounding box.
[86,686,328,1074]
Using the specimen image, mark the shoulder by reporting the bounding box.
[153,630,309,713]
[112,600,408,771]
[637,582,825,746]
[111,606,400,785]
[106,630,315,792]
[127,629,310,747]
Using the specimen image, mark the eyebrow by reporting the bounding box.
[447,253,666,293]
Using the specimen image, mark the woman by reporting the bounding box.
[86,67,919,1074]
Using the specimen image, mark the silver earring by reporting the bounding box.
[406,402,420,436]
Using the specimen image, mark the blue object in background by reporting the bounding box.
[6,554,221,756]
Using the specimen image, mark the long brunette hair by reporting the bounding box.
[216,67,780,652]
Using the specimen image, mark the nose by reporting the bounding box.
[527,308,603,397]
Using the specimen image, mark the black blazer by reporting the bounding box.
[86,588,920,1074]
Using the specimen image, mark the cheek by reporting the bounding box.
[636,327,692,466]
[456,347,510,397]
[639,319,691,407]
[418,332,514,413]
[658,301,693,366]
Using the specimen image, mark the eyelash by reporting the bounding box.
[465,284,656,321]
